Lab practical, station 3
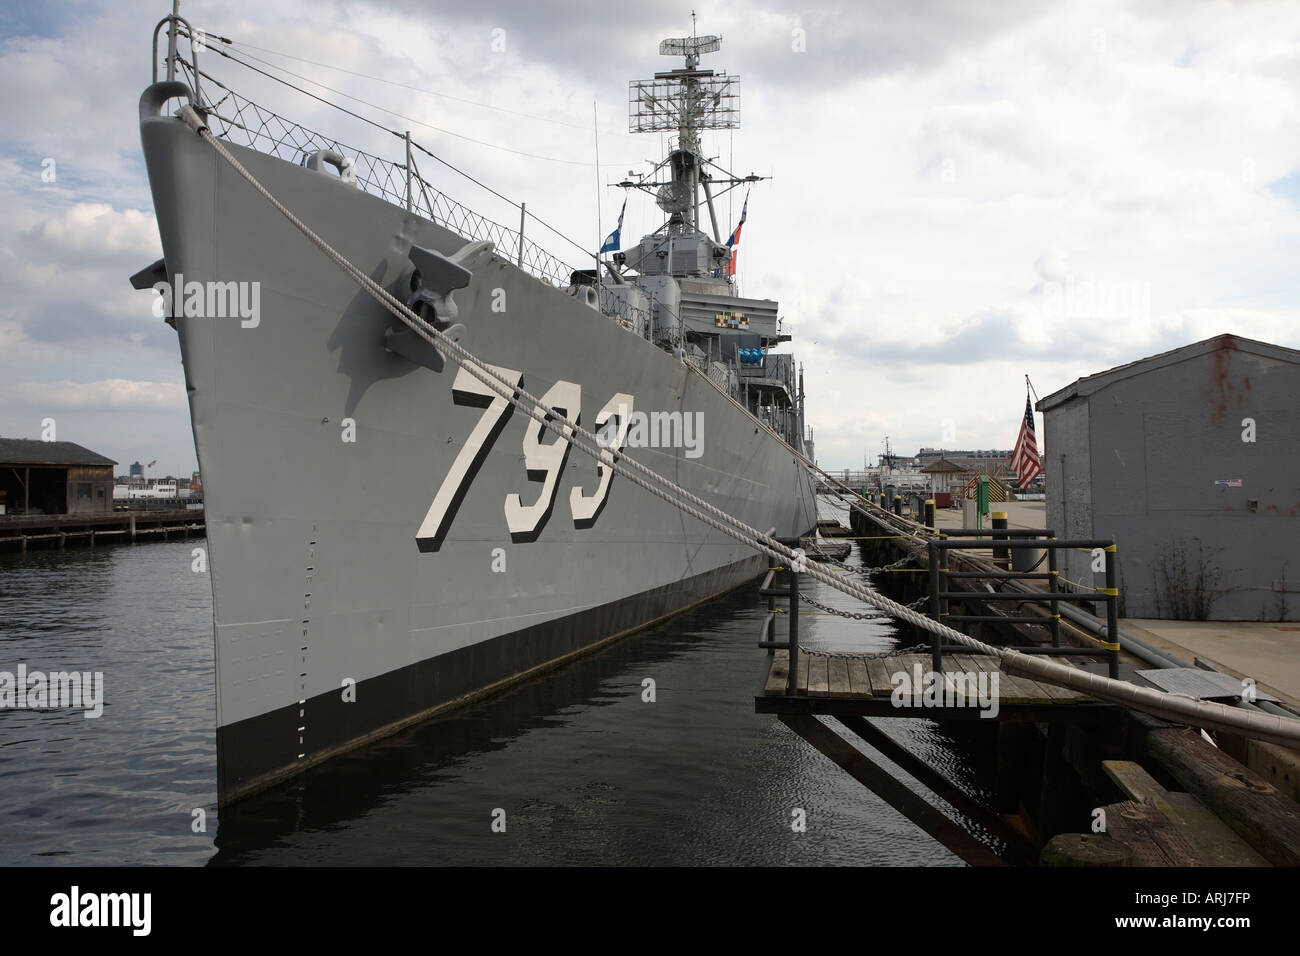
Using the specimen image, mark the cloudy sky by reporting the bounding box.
[2,0,1297,475]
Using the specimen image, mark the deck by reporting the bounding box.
[756,649,1112,722]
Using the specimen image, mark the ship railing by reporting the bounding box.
[683,346,742,392]
[738,358,796,395]
[700,358,738,394]
[595,285,653,339]
[155,19,579,288]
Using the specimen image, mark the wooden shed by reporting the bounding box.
[0,438,117,517]
[920,458,967,507]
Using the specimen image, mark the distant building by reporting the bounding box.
[0,438,117,517]
[916,448,1013,461]
[915,448,1016,485]
[112,477,182,501]
[130,461,144,478]
[920,458,967,507]
[1037,333,1299,621]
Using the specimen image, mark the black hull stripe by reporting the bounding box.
[217,552,775,805]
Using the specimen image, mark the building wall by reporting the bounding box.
[64,465,114,516]
[1043,396,1093,591]
[1078,345,1297,620]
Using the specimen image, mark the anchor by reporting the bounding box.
[386,239,493,372]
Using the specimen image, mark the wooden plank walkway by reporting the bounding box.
[759,649,1107,719]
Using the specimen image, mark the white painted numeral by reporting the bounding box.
[416,363,522,552]
[570,393,633,527]
[504,379,580,541]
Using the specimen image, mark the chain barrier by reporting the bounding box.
[781,638,935,661]
[800,535,915,577]
[797,590,929,621]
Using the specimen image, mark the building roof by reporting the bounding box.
[1036,333,1300,412]
[0,438,117,467]
[920,458,967,474]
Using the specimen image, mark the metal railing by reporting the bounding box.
[152,15,580,289]
[756,534,801,694]
[928,529,1121,679]
[114,496,204,512]
[594,285,653,337]
[195,80,577,287]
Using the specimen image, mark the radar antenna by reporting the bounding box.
[631,34,736,154]
[627,32,741,236]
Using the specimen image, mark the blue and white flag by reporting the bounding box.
[600,197,627,254]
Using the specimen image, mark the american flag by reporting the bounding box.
[1010,394,1041,487]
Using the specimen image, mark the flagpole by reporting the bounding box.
[593,99,602,276]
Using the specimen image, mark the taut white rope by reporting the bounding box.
[174,104,1300,748]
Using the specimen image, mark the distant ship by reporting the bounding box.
[134,12,816,804]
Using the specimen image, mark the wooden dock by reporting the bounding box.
[758,506,1300,867]
[757,649,1108,722]
[0,508,205,551]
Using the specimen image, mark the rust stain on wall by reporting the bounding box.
[1206,334,1239,424]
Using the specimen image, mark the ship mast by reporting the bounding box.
[625,31,760,255]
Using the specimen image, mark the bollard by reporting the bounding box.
[892,494,902,516]
[992,511,1008,566]
[924,499,935,530]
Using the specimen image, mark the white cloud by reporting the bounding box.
[22,202,160,258]
[0,0,1297,475]
[0,378,185,410]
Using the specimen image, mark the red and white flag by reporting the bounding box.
[1010,393,1041,487]
[725,189,749,277]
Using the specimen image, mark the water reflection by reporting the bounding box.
[2,514,993,866]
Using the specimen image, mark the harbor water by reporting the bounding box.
[0,510,994,866]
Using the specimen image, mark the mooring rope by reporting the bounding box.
[172,103,1300,748]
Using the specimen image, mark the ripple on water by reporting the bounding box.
[3,520,988,866]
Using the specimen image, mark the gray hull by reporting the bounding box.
[141,113,816,803]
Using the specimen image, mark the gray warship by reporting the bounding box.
[134,14,816,804]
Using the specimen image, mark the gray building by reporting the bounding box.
[1037,333,1299,621]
